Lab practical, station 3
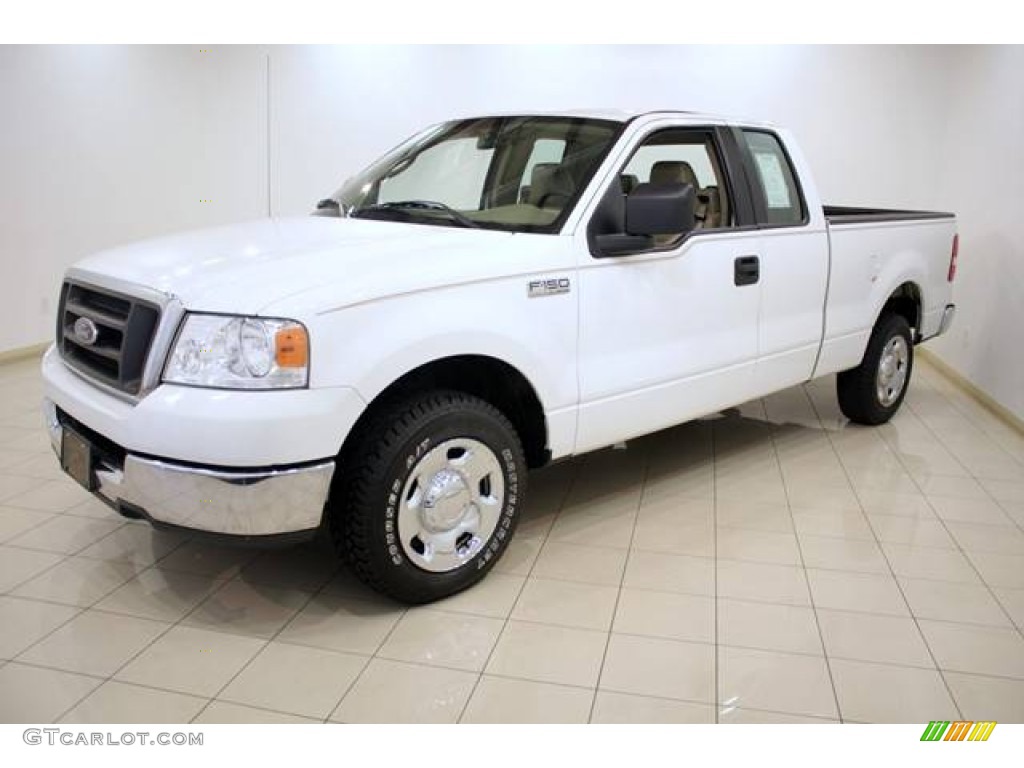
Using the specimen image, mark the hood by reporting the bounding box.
[71,216,520,315]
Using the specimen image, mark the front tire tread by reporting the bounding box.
[330,390,524,603]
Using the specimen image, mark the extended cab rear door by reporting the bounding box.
[731,127,831,394]
[572,120,764,453]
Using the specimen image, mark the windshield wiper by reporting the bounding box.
[353,200,480,229]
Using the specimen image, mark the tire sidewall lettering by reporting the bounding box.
[383,431,520,574]
[478,445,519,570]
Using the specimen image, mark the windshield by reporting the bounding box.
[321,116,622,233]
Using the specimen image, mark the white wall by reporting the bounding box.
[2,45,1020,419]
[927,46,1024,421]
[0,45,268,352]
[270,45,954,215]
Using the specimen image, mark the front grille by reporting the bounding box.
[57,281,160,395]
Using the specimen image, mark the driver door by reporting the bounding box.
[574,125,763,453]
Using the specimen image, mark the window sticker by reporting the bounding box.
[753,151,792,209]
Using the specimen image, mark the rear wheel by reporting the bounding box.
[328,390,526,603]
[837,312,914,425]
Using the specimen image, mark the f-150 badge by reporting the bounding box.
[528,278,570,298]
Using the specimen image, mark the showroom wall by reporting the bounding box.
[927,46,1024,421]
[269,45,953,214]
[1,45,1020,420]
[0,45,269,353]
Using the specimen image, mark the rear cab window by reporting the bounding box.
[741,130,806,227]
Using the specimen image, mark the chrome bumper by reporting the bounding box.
[44,400,335,537]
[937,304,956,337]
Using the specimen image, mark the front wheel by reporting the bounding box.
[837,312,914,425]
[328,390,526,603]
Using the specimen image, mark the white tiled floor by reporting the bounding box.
[1,354,1024,724]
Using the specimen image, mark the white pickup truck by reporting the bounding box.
[42,110,958,602]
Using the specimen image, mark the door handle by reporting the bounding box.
[734,255,760,286]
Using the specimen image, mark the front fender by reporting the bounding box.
[305,278,579,458]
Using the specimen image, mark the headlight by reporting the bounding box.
[163,314,309,389]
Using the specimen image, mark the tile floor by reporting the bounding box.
[1,354,1023,724]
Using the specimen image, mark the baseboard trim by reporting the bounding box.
[0,342,49,366]
[917,348,1024,437]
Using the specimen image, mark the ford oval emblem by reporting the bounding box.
[73,317,99,346]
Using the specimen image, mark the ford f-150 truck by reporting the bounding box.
[41,110,958,602]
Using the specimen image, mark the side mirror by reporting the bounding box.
[591,182,697,257]
[625,182,697,236]
[312,198,341,218]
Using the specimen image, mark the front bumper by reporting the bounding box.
[44,398,336,539]
[41,345,366,467]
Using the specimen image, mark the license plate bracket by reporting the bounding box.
[61,428,96,492]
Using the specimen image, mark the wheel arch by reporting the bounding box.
[343,354,550,469]
[876,281,923,340]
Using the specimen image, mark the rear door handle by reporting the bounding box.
[734,255,760,286]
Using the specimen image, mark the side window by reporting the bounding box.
[741,130,805,226]
[621,130,732,232]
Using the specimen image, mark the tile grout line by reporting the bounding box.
[893,403,1024,646]
[9,483,385,724]
[8,505,1013,647]
[2,487,108,516]
[8,654,318,724]
[897,374,1024,531]
[907,371,1024,521]
[49,540,314,724]
[15,622,1023,712]
[186,560,360,725]
[288,612,1024,678]
[913,360,1024,473]
[800,384,964,720]
[764,393,844,724]
[1,522,198,720]
[904,405,1024,540]
[1,515,131,568]
[584,446,649,724]
[0,505,78,546]
[710,418,720,724]
[326,591,413,724]
[455,456,583,724]
[33,530,200,722]
[4,523,1014,624]
[311,580,394,724]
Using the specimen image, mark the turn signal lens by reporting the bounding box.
[275,327,309,368]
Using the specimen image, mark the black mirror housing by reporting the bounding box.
[592,233,655,256]
[625,182,697,236]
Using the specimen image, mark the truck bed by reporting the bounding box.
[824,205,955,225]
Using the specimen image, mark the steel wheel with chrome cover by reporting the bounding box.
[837,312,914,425]
[327,390,526,603]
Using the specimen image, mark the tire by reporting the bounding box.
[837,312,914,425]
[327,390,526,604]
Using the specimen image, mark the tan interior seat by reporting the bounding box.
[649,160,700,190]
[648,160,707,235]
[528,163,574,209]
[702,185,723,228]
